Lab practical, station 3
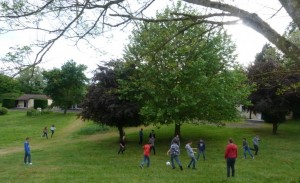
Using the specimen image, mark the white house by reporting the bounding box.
[16,94,52,108]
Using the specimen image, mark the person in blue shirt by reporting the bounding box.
[24,137,32,165]
[197,139,206,161]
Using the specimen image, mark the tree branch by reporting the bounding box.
[182,0,300,63]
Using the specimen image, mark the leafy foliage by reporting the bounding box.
[33,99,48,109]
[121,4,251,135]
[0,74,21,100]
[2,99,16,109]
[43,60,88,114]
[247,44,293,134]
[79,61,141,139]
[0,107,8,115]
[17,67,46,94]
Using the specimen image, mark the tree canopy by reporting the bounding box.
[120,4,251,135]
[43,60,88,114]
[79,61,141,139]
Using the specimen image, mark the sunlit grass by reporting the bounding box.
[0,110,300,182]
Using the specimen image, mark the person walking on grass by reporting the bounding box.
[185,140,197,169]
[225,138,238,178]
[197,139,206,161]
[42,127,48,139]
[149,136,156,155]
[140,141,151,168]
[24,137,32,165]
[252,135,260,155]
[139,128,143,145]
[167,139,183,170]
[50,125,56,138]
[242,138,254,159]
[118,133,126,154]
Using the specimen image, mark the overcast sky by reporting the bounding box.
[0,0,292,77]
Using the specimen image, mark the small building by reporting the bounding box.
[16,94,52,108]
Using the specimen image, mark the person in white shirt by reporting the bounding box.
[50,125,56,138]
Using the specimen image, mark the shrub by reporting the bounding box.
[34,99,48,109]
[27,109,41,116]
[0,107,8,115]
[2,99,16,109]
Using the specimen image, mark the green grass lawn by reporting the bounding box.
[0,110,300,183]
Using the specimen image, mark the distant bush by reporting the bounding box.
[2,99,16,109]
[0,107,8,115]
[34,99,48,109]
[27,109,41,116]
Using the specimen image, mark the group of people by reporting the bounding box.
[24,124,57,165]
[138,129,261,178]
[140,132,207,170]
[41,125,56,139]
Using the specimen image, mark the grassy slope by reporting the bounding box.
[0,110,299,183]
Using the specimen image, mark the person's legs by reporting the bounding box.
[28,153,31,164]
[226,158,231,177]
[243,148,247,158]
[146,156,150,167]
[188,158,193,168]
[174,155,183,170]
[153,146,156,155]
[171,155,175,169]
[247,148,254,158]
[231,158,236,177]
[254,145,258,155]
[51,131,54,138]
[202,150,206,160]
[191,157,196,169]
[24,153,28,164]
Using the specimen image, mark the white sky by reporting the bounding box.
[0,0,292,77]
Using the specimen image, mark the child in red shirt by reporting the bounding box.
[225,138,238,177]
[140,142,151,168]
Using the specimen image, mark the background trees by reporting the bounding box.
[121,4,251,135]
[0,74,20,102]
[43,60,88,114]
[17,67,46,94]
[79,61,141,139]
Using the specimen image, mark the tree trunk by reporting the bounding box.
[117,125,124,141]
[174,123,181,137]
[272,122,278,134]
[249,110,252,119]
[63,108,67,114]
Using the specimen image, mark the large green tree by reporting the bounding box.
[79,61,141,139]
[43,60,88,114]
[121,4,251,135]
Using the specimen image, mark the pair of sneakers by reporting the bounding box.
[25,163,32,165]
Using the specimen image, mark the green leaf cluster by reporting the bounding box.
[120,3,251,127]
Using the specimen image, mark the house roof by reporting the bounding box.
[17,94,50,100]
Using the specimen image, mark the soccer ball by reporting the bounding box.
[166,161,171,166]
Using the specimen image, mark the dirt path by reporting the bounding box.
[0,118,142,156]
[0,118,85,156]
